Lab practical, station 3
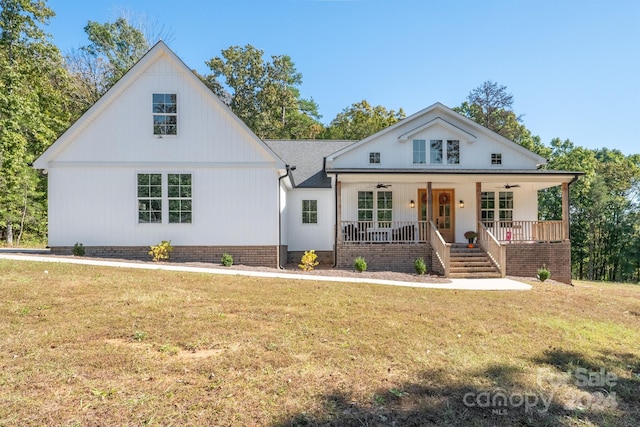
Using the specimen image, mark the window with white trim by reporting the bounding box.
[302,200,317,224]
[376,191,393,227]
[358,191,374,222]
[153,93,177,135]
[357,191,392,227]
[369,152,380,164]
[447,140,460,164]
[491,153,502,165]
[168,174,192,223]
[498,191,514,224]
[413,139,426,164]
[430,140,443,164]
[137,173,192,224]
[138,174,162,223]
[481,191,513,226]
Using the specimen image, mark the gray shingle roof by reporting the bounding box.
[265,140,356,188]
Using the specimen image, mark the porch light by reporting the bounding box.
[459,200,465,208]
[410,200,415,208]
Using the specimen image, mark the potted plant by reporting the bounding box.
[464,231,478,248]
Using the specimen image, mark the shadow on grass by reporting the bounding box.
[273,351,640,427]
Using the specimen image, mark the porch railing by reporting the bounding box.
[478,222,506,277]
[340,220,428,244]
[430,220,450,277]
[339,220,565,244]
[483,220,565,243]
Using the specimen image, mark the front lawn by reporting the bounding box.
[0,260,638,426]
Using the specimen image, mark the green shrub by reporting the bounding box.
[72,242,85,256]
[414,257,427,275]
[298,250,319,272]
[221,253,234,267]
[354,256,367,272]
[148,240,173,262]
[537,264,551,282]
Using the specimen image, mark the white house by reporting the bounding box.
[34,42,582,283]
[33,41,287,267]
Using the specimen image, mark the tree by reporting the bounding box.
[455,81,550,157]
[205,45,322,139]
[64,15,170,110]
[323,100,405,140]
[0,0,72,245]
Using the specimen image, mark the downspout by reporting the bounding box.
[333,172,339,267]
[278,165,294,269]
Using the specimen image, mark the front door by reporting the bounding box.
[433,189,455,242]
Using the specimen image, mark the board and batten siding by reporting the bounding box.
[42,46,283,249]
[330,108,541,171]
[339,182,540,243]
[285,189,335,252]
[47,166,279,247]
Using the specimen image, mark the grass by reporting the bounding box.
[0,260,639,426]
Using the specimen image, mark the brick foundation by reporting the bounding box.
[50,245,279,267]
[505,241,572,284]
[336,243,432,273]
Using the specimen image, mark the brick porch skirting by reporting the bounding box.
[336,243,432,273]
[50,245,280,267]
[505,241,572,284]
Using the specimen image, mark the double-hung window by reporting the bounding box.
[153,93,177,135]
[481,191,514,226]
[138,173,192,224]
[358,191,392,227]
[376,191,393,228]
[302,200,317,224]
[168,174,192,223]
[498,191,514,225]
[138,174,163,223]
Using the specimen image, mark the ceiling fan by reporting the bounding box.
[497,183,521,189]
[375,183,392,189]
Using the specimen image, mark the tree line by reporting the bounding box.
[0,1,638,282]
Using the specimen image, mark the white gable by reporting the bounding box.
[326,103,546,170]
[34,42,284,169]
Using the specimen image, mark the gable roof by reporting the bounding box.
[33,41,285,170]
[325,102,547,166]
[265,140,355,188]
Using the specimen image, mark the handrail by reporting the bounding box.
[483,220,564,242]
[430,220,450,277]
[478,221,506,277]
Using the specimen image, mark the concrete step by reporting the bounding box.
[449,272,503,279]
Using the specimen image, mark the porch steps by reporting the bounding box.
[448,244,502,279]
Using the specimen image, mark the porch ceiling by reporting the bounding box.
[330,169,583,189]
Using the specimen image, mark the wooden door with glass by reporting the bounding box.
[432,189,455,242]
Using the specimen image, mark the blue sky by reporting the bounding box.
[46,0,639,156]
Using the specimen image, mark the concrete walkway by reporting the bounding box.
[0,253,532,291]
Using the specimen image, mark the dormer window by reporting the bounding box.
[369,152,380,164]
[492,153,502,165]
[153,93,177,135]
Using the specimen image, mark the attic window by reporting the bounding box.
[369,152,380,164]
[491,153,502,165]
[153,93,177,135]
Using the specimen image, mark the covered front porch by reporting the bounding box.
[333,172,578,283]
